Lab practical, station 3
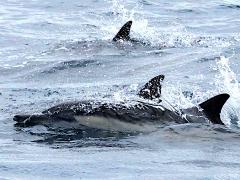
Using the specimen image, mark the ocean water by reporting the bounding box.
[1,0,240,179]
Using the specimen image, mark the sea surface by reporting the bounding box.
[1,0,240,179]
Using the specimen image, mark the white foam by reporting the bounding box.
[215,56,240,126]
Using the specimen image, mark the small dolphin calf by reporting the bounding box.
[14,75,229,133]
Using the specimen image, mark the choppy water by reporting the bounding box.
[1,0,240,179]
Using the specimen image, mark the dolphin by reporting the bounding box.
[113,21,133,42]
[112,20,150,46]
[13,75,230,133]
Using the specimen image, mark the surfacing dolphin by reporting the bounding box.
[112,20,146,45]
[113,21,133,42]
[13,75,229,133]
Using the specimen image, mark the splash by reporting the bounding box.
[161,83,194,110]
[100,0,237,49]
[100,0,138,39]
[111,0,137,21]
[215,56,240,126]
[106,0,191,47]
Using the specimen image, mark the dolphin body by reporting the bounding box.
[13,75,230,133]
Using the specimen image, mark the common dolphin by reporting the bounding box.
[113,21,133,42]
[112,20,150,46]
[13,75,229,133]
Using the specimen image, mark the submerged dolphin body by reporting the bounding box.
[13,75,230,133]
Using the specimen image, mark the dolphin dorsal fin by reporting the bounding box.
[199,93,230,125]
[112,21,132,41]
[138,75,165,100]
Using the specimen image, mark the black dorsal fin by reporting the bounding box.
[138,75,165,100]
[112,21,132,41]
[199,93,230,125]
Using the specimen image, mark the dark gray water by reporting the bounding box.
[1,0,240,179]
